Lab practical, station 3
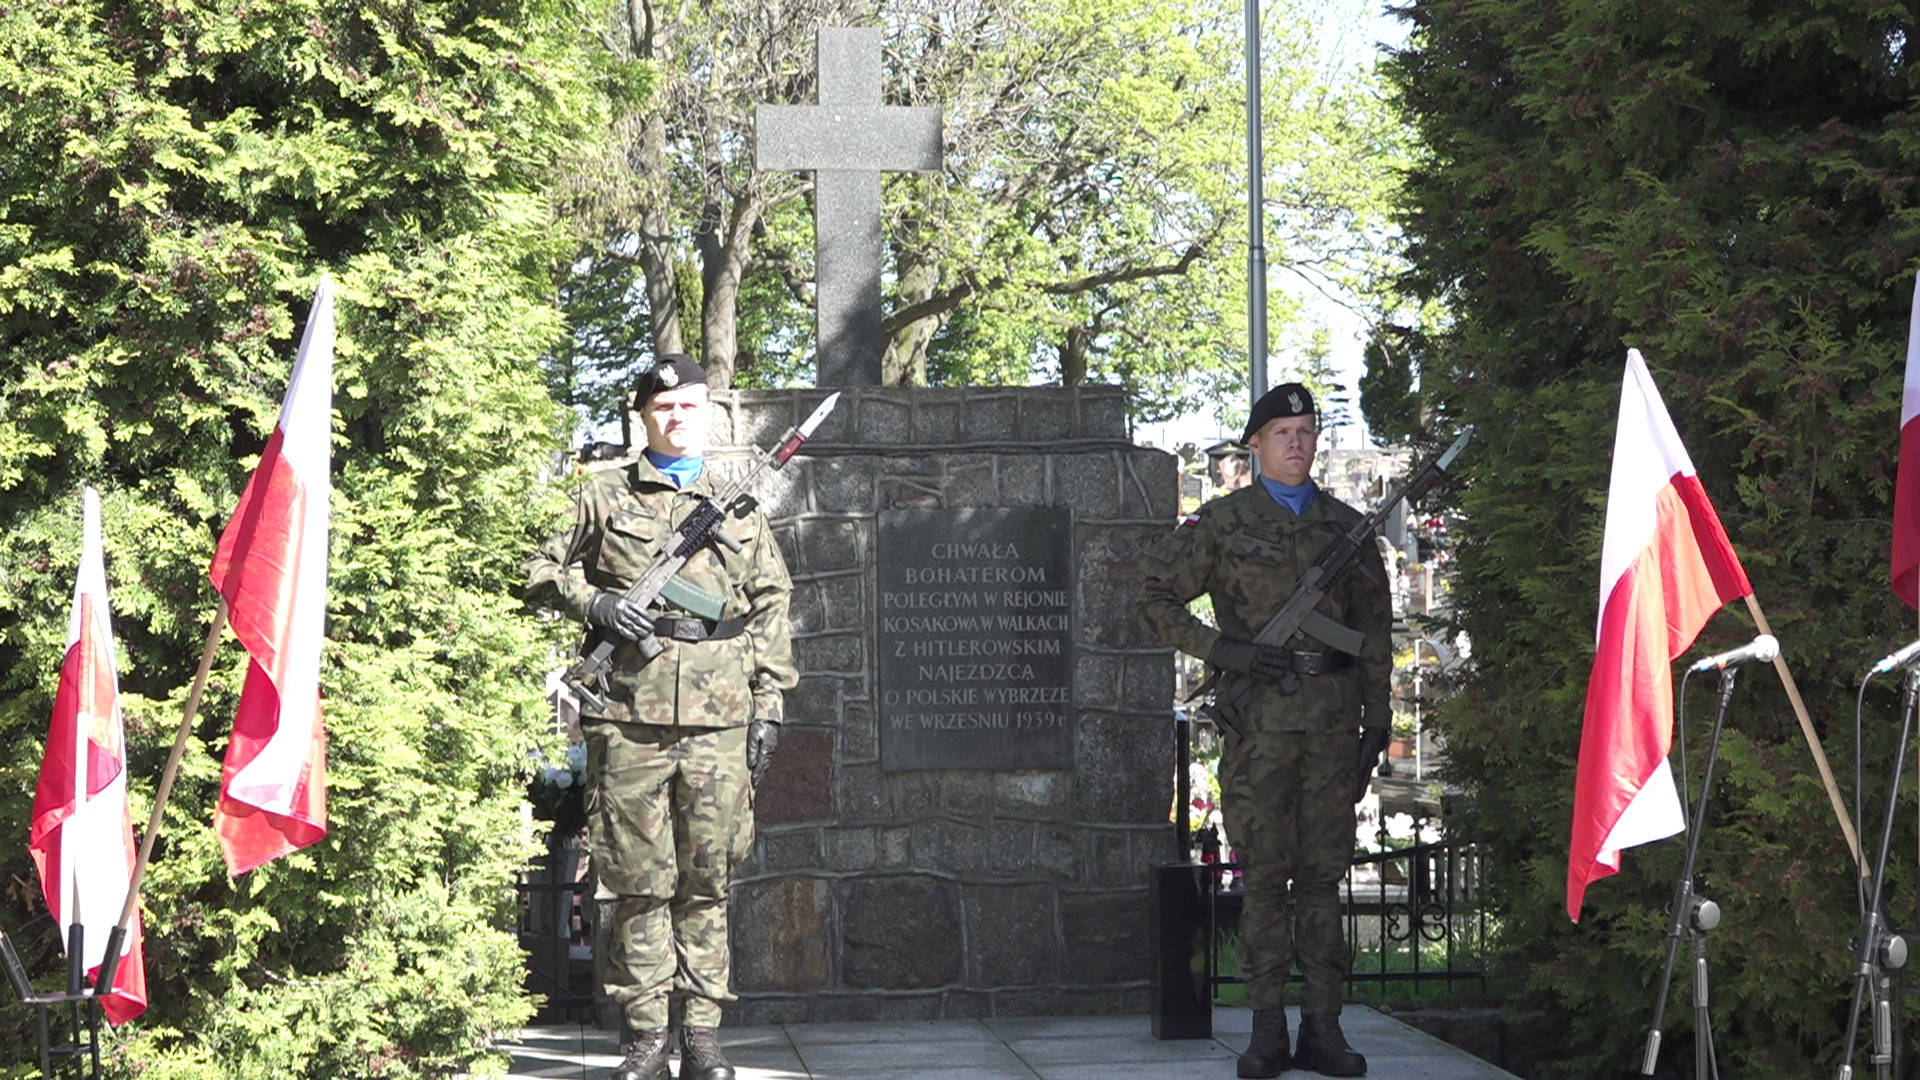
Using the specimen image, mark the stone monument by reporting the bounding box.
[710,27,1179,1022]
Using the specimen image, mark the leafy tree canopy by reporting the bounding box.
[550,0,1406,433]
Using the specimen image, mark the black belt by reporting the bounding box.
[656,616,746,642]
[1283,649,1352,676]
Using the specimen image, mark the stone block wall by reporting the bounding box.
[700,387,1180,1022]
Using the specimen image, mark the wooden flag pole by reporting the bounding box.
[1743,593,1864,875]
[105,600,228,955]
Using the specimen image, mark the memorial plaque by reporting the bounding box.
[878,507,1075,770]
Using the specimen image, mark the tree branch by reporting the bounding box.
[1037,242,1204,295]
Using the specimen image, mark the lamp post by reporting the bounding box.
[1245,0,1268,404]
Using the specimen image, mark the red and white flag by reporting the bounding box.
[1567,350,1753,922]
[208,277,334,875]
[29,487,148,1024]
[1892,274,1920,608]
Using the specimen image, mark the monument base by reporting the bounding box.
[704,386,1180,1022]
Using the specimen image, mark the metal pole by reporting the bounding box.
[1244,0,1267,405]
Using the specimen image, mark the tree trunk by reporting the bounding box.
[696,192,763,389]
[1060,323,1090,386]
[627,0,682,362]
[884,256,941,386]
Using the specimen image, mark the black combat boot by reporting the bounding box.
[678,1025,737,1080]
[1235,1008,1292,1078]
[610,1027,671,1080]
[1294,1013,1366,1076]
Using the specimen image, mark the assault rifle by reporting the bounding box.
[1197,426,1473,739]
[564,393,841,711]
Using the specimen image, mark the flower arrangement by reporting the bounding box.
[528,741,588,841]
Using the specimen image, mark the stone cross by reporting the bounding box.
[755,28,942,387]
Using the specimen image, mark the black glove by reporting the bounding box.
[1208,638,1294,683]
[747,719,780,787]
[1354,727,1392,803]
[586,591,654,642]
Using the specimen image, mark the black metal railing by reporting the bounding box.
[1201,835,1487,999]
[1341,837,1486,993]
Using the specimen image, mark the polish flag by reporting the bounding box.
[29,487,148,1024]
[1567,350,1753,922]
[1892,274,1920,609]
[209,277,334,875]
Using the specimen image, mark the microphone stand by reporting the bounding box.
[1642,666,1741,1080]
[1836,664,1918,1080]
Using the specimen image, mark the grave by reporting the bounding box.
[707,387,1178,1022]
[669,27,1180,1022]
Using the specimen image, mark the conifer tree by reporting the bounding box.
[0,0,620,1073]
[1383,2,1920,1073]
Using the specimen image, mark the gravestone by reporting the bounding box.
[709,26,1179,1023]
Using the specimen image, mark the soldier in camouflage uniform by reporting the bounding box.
[1134,384,1392,1079]
[525,354,797,1080]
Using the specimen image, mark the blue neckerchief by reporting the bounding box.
[644,450,704,489]
[1260,475,1316,516]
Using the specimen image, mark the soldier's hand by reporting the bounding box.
[1354,727,1392,803]
[1209,638,1293,683]
[587,591,654,642]
[747,719,781,787]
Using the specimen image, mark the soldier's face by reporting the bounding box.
[642,384,710,458]
[1248,415,1317,486]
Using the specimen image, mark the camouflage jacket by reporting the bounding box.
[524,457,798,727]
[1133,482,1393,733]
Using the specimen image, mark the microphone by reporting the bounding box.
[1871,638,1920,675]
[1687,634,1779,674]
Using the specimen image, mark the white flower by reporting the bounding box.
[1384,812,1416,840]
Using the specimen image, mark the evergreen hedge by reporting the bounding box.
[0,0,618,1074]
[1381,2,1920,1074]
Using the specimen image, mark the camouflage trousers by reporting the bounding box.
[1218,728,1358,1015]
[585,721,753,1030]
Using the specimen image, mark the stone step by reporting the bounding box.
[494,1005,1521,1079]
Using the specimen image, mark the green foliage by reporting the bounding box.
[549,0,1406,429]
[0,0,604,1073]
[1385,1,1920,1074]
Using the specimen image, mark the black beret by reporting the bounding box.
[632,353,708,405]
[1243,382,1316,443]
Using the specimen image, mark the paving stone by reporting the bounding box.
[784,1019,1001,1045]
[504,1006,1523,1080]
